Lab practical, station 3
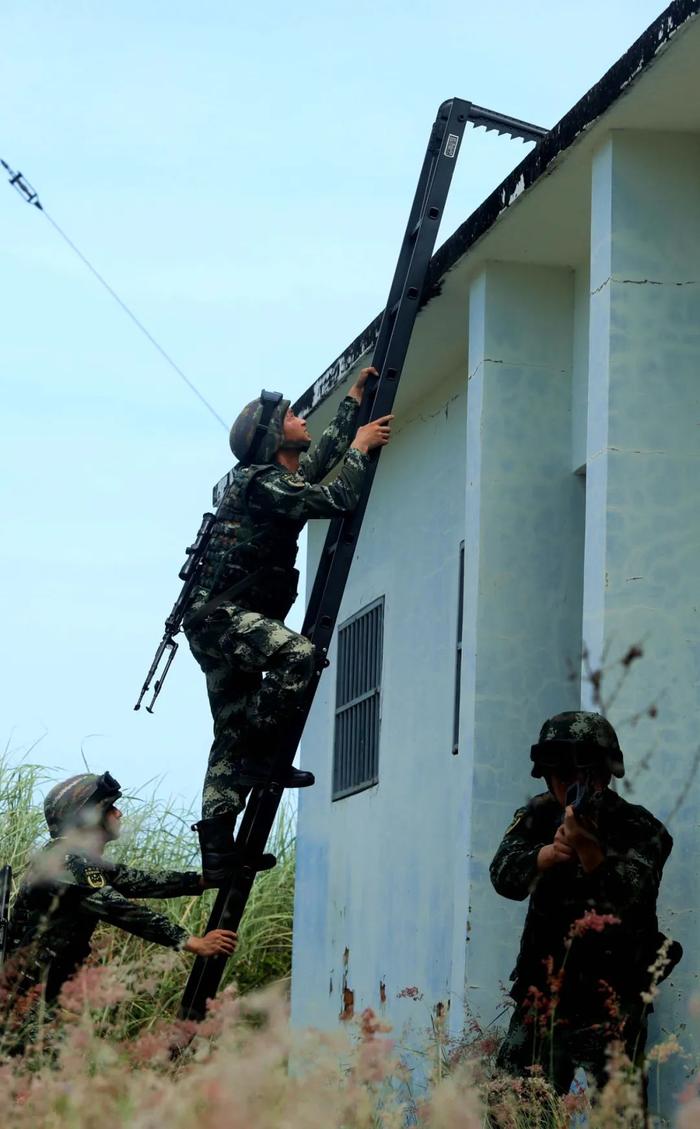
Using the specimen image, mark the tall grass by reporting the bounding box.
[2,969,693,1129]
[0,745,52,877]
[0,755,296,1036]
[1,753,695,1126]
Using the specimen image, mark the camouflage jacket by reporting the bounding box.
[189,396,368,621]
[490,790,673,1006]
[7,845,201,1001]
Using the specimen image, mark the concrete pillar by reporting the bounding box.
[456,262,585,1027]
[585,132,700,1081]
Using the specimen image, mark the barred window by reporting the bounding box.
[453,542,465,755]
[333,598,384,800]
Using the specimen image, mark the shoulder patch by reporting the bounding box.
[505,807,528,835]
[84,866,106,889]
[66,855,108,889]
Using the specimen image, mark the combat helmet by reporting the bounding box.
[530,711,624,780]
[229,389,310,465]
[44,772,122,838]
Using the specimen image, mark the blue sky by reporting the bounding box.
[2,0,665,811]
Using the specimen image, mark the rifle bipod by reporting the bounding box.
[178,97,547,1022]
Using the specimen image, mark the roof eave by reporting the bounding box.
[294,0,699,419]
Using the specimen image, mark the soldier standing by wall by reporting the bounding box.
[183,368,392,882]
[4,772,237,1013]
[490,712,679,1098]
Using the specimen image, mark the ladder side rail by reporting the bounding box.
[365,101,456,360]
[179,97,470,1021]
[302,101,470,650]
[181,783,293,1017]
[180,698,322,1015]
[303,97,470,631]
[367,99,471,367]
[300,128,444,630]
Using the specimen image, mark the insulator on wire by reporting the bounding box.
[1,159,42,209]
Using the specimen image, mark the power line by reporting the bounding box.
[2,157,229,432]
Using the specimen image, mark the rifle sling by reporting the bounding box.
[184,569,263,630]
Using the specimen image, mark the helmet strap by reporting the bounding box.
[278,438,311,453]
[245,391,284,465]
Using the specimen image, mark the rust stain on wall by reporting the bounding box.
[340,986,355,1021]
[339,946,354,1021]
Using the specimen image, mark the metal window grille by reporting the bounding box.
[333,598,384,800]
[452,542,465,755]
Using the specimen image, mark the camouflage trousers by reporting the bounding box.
[185,603,316,820]
[496,998,648,1096]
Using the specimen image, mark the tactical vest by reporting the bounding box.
[192,464,303,621]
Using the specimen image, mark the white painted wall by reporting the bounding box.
[291,124,700,1115]
[291,368,470,1039]
[584,130,700,1089]
[461,261,585,1030]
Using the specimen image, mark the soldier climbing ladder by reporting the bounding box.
[173,97,546,1020]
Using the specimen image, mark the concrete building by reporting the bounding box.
[291,0,700,1099]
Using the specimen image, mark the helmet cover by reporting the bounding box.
[530,711,624,779]
[44,772,122,838]
[229,394,290,465]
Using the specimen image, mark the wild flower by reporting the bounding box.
[0,969,689,1129]
[0,761,690,1127]
[58,963,130,1015]
[353,1007,395,1085]
[640,935,673,1005]
[645,1033,682,1064]
[592,1040,646,1129]
[596,979,625,1041]
[522,984,548,1030]
[677,1075,700,1129]
[484,1070,567,1128]
[420,1061,483,1128]
[566,911,621,944]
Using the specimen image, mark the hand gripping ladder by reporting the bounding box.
[180,98,546,1020]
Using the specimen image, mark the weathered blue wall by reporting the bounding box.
[291,124,700,1114]
[461,262,586,1030]
[291,371,470,1040]
[585,130,700,1089]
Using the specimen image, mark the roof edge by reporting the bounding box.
[293,0,699,419]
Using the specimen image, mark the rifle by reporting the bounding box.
[134,512,217,713]
[565,765,605,828]
[0,864,12,967]
[566,772,592,815]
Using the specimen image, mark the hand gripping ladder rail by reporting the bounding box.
[180,98,546,1020]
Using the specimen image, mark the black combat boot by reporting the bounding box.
[192,814,276,885]
[234,758,315,790]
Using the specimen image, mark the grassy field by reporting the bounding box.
[0,753,296,1021]
[0,754,695,1127]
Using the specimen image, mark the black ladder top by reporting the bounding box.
[180,98,546,1021]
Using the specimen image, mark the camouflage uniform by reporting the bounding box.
[491,713,674,1094]
[5,844,202,1004]
[184,395,368,819]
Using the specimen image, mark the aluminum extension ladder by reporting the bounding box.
[180,98,546,1020]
